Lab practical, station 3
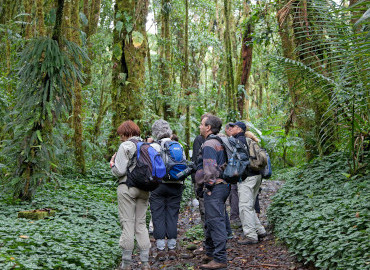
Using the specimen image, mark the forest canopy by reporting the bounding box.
[0,0,369,200]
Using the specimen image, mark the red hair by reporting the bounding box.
[117,120,140,137]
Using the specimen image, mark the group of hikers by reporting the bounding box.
[110,114,270,270]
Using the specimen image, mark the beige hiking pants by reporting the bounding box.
[117,184,151,253]
[238,174,266,240]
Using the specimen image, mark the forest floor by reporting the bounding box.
[121,180,316,270]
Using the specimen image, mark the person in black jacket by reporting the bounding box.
[228,121,267,245]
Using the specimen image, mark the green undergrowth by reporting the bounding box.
[0,171,121,270]
[268,152,370,270]
[0,161,196,270]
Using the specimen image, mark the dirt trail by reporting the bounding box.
[123,181,315,270]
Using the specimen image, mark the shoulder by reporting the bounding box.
[150,142,161,152]
[119,139,137,153]
[204,138,221,148]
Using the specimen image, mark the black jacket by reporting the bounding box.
[234,132,259,177]
[191,135,205,183]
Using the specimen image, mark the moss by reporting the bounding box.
[18,209,56,220]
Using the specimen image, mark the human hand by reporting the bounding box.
[110,153,116,167]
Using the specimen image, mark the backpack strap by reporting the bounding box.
[204,134,229,164]
[127,138,140,169]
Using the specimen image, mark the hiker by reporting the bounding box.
[149,119,184,261]
[110,120,151,270]
[227,122,267,245]
[195,114,229,270]
[224,123,241,227]
[192,114,232,240]
[245,131,262,218]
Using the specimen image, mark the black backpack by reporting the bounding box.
[206,135,250,184]
[126,139,166,191]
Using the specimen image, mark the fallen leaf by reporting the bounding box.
[355,212,360,218]
[19,235,29,239]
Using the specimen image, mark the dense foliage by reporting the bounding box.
[0,167,121,270]
[0,163,195,270]
[268,152,370,270]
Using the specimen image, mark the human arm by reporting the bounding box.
[111,141,136,177]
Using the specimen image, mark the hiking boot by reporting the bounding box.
[237,236,258,245]
[227,232,234,239]
[201,255,214,264]
[118,260,132,270]
[200,260,227,269]
[168,249,177,260]
[141,262,151,270]
[258,232,267,241]
[118,264,131,270]
[156,250,166,261]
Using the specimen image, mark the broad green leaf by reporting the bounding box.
[115,21,123,33]
[132,31,144,48]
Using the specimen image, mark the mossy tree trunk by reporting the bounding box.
[183,0,190,158]
[24,0,33,39]
[161,0,172,120]
[36,0,46,37]
[84,0,102,86]
[223,0,236,120]
[107,0,149,156]
[71,0,86,174]
[236,1,253,120]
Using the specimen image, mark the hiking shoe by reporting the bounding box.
[237,236,258,245]
[201,255,214,264]
[156,250,166,261]
[258,232,267,241]
[168,249,177,260]
[227,232,234,239]
[200,260,227,269]
[118,264,131,270]
[141,262,151,270]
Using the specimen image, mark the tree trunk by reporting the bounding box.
[224,0,236,119]
[62,0,72,40]
[161,0,172,120]
[36,0,46,37]
[71,0,86,174]
[24,0,33,39]
[88,0,102,37]
[183,0,190,158]
[84,0,102,86]
[107,0,149,156]
[236,1,253,120]
[83,0,90,35]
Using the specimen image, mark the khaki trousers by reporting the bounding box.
[237,175,266,240]
[117,184,151,253]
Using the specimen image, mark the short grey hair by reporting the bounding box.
[151,119,173,140]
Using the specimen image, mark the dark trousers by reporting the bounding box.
[150,183,183,240]
[194,183,232,236]
[203,183,230,264]
[229,184,239,220]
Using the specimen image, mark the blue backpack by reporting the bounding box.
[126,139,166,191]
[260,151,272,179]
[161,140,191,181]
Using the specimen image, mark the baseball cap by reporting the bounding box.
[229,121,246,132]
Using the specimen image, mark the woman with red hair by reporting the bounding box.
[110,120,151,270]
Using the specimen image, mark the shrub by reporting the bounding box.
[268,152,369,270]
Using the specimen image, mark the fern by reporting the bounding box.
[273,0,369,171]
[2,37,88,200]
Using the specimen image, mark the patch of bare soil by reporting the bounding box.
[122,181,316,270]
